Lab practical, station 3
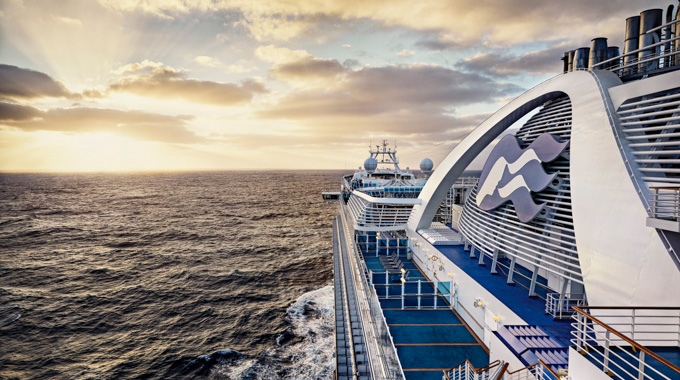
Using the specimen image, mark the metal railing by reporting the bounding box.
[571,306,680,380]
[347,192,419,230]
[545,292,586,319]
[370,271,454,310]
[443,360,506,380]
[649,187,680,220]
[502,360,560,380]
[339,202,405,379]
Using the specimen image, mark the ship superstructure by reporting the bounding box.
[328,4,680,380]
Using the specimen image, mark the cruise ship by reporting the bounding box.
[325,4,680,380]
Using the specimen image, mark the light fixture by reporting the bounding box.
[493,315,502,322]
[473,298,485,308]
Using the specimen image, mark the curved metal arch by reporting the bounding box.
[409,71,617,231]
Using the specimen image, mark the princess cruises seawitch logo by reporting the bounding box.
[476,133,569,223]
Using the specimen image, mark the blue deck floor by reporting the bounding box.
[362,252,489,380]
[436,245,573,346]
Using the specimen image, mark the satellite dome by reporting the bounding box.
[364,157,378,172]
[420,158,434,173]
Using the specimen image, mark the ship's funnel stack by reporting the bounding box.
[638,9,663,72]
[623,15,641,75]
[606,46,620,69]
[588,38,608,69]
[567,50,575,72]
[561,52,570,73]
[573,47,590,70]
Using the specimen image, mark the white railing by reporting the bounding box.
[545,293,586,319]
[442,360,561,380]
[339,202,405,379]
[370,271,454,310]
[443,360,506,380]
[649,187,680,220]
[347,191,420,230]
[571,306,680,380]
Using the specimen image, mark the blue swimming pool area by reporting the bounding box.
[360,251,489,380]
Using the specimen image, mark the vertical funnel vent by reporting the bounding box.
[638,9,663,71]
[573,47,590,70]
[588,38,608,69]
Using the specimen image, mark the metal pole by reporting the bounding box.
[386,272,389,299]
[470,246,476,259]
[490,248,499,274]
[604,329,611,374]
[369,270,373,286]
[418,280,421,310]
[478,249,485,265]
[434,280,438,310]
[401,280,405,310]
[507,257,516,285]
[638,351,646,380]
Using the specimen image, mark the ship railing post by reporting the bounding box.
[507,256,516,284]
[470,246,476,259]
[603,329,611,374]
[675,189,679,221]
[450,281,454,310]
[401,280,405,310]
[369,270,373,286]
[490,248,499,274]
[638,351,646,380]
[385,271,389,299]
[418,280,422,310]
[434,280,438,310]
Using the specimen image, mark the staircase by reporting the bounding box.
[496,325,569,373]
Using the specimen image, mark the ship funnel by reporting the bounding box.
[573,47,590,70]
[606,46,621,69]
[588,37,608,69]
[561,52,570,73]
[567,50,575,72]
[623,15,641,75]
[638,9,663,71]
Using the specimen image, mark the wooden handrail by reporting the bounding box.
[538,359,560,379]
[495,362,509,379]
[572,306,680,374]
[505,363,537,374]
[577,306,680,310]
[649,187,680,190]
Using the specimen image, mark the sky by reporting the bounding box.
[0,0,671,172]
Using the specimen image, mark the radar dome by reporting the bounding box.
[420,158,434,173]
[364,157,378,172]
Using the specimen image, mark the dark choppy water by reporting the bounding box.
[0,171,343,379]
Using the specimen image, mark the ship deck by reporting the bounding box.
[362,253,489,380]
[434,245,573,346]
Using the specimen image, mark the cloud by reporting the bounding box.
[456,45,567,77]
[0,102,205,144]
[96,0,669,47]
[194,56,223,68]
[255,45,311,64]
[396,49,414,57]
[108,60,267,105]
[0,64,76,100]
[259,61,521,138]
[342,44,352,48]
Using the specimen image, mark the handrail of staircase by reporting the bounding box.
[572,306,680,374]
[442,359,502,376]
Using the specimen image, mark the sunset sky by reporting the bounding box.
[0,0,669,172]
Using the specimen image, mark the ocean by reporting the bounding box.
[0,171,344,379]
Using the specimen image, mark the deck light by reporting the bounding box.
[401,268,406,274]
[400,277,406,283]
[493,315,502,322]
